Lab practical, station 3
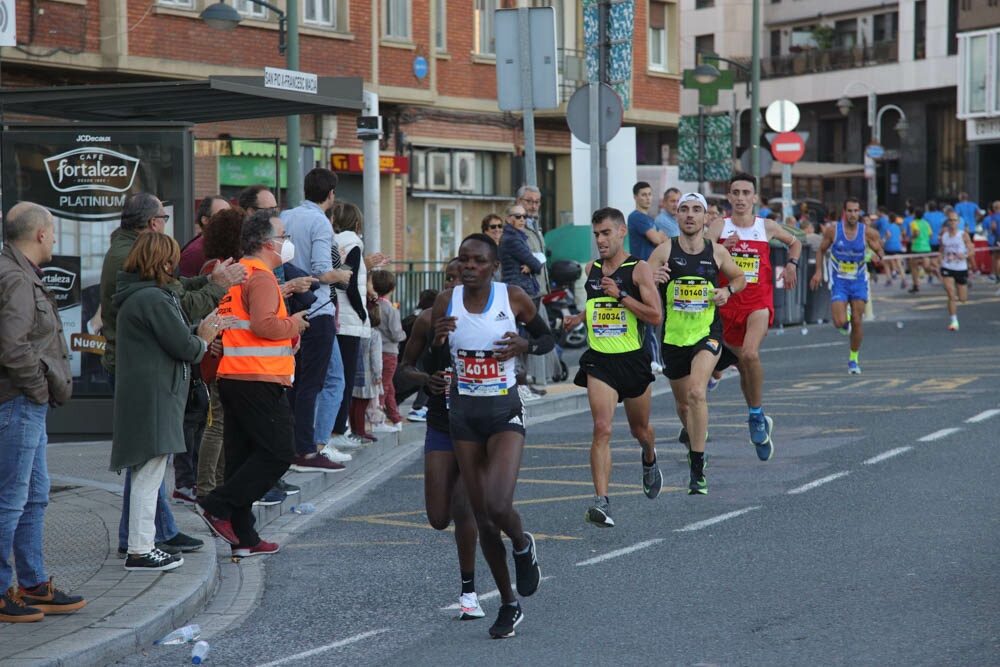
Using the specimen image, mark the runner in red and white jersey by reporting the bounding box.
[706,172,802,462]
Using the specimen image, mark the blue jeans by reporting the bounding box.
[314,337,345,445]
[0,395,50,591]
[117,470,178,551]
[289,314,335,455]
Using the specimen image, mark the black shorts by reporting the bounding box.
[574,348,653,403]
[448,390,525,442]
[662,336,723,380]
[941,267,969,285]
[714,344,739,373]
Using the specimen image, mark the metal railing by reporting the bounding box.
[760,42,899,80]
[385,261,449,318]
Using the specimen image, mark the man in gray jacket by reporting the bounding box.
[0,202,86,622]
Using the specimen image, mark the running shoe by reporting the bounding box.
[707,375,721,392]
[677,426,690,447]
[371,421,402,433]
[585,496,614,527]
[459,592,486,620]
[407,407,428,422]
[518,385,541,402]
[320,445,352,463]
[489,603,523,639]
[197,509,240,545]
[124,548,183,572]
[748,413,773,461]
[688,467,707,495]
[16,579,86,614]
[848,360,862,375]
[838,324,850,336]
[274,479,300,496]
[328,433,362,451]
[253,487,286,507]
[513,532,541,596]
[642,461,662,499]
[171,486,197,506]
[686,451,708,471]
[947,320,959,332]
[650,361,664,374]
[231,540,280,558]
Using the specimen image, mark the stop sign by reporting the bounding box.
[771,131,806,164]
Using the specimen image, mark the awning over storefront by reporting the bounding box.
[0,75,364,123]
[769,161,865,178]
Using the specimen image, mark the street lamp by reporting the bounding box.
[836,81,908,213]
[201,0,302,207]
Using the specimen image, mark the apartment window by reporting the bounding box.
[873,12,897,43]
[305,0,335,28]
[157,0,194,8]
[695,34,715,64]
[234,0,266,19]
[914,1,926,60]
[928,103,966,199]
[770,30,781,57]
[966,34,989,114]
[695,0,714,8]
[434,0,446,50]
[474,0,498,55]
[649,1,669,71]
[947,0,958,56]
[834,19,857,50]
[385,0,410,39]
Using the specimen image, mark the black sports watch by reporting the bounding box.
[618,289,629,302]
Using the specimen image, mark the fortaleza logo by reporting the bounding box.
[43,147,140,194]
[41,266,77,292]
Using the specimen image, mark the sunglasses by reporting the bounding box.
[509,214,525,219]
[488,224,504,230]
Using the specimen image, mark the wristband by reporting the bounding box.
[788,258,799,266]
[726,284,734,297]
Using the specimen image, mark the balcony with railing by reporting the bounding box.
[758,42,899,80]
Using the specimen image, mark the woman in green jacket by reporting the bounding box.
[110,233,221,572]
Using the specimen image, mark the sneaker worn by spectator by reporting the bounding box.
[159,532,204,552]
[371,421,402,433]
[328,433,362,451]
[16,579,86,614]
[231,539,280,558]
[0,589,44,623]
[254,487,286,507]
[171,486,197,506]
[407,407,427,422]
[197,508,240,545]
[320,444,352,463]
[124,548,183,572]
[274,479,300,495]
[290,453,346,472]
[513,532,541,596]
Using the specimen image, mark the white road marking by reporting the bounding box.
[439,576,554,610]
[255,629,389,666]
[673,506,761,532]
[575,539,664,567]
[787,472,850,494]
[762,342,844,353]
[863,447,913,465]
[966,409,1000,424]
[918,427,962,442]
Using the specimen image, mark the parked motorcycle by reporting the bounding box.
[543,259,586,349]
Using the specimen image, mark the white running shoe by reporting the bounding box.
[371,421,402,433]
[459,592,486,620]
[320,445,352,463]
[650,361,664,374]
[328,433,362,451]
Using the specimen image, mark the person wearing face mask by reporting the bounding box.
[197,212,309,555]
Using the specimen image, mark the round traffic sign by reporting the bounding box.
[866,143,885,160]
[771,131,806,164]
[566,84,623,145]
[765,100,800,132]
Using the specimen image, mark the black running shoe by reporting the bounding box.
[585,497,614,527]
[688,458,707,495]
[642,462,662,499]
[274,479,300,495]
[489,603,524,639]
[158,532,204,552]
[124,548,183,572]
[513,532,540,596]
[678,427,690,447]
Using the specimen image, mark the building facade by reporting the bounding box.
[956,0,1000,203]
[3,0,681,263]
[679,0,965,216]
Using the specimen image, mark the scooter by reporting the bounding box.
[543,260,587,349]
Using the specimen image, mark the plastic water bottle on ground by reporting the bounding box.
[291,503,315,515]
[800,327,809,335]
[155,624,200,645]
[775,324,785,336]
[191,640,210,664]
[896,321,904,329]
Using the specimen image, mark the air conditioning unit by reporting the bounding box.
[428,152,451,191]
[453,152,476,192]
[410,150,426,189]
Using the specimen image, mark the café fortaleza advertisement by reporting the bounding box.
[2,125,193,397]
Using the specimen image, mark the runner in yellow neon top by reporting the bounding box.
[563,207,663,527]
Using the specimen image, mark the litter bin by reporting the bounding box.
[769,244,807,325]
[804,247,831,323]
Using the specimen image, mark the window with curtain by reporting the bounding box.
[385,0,411,39]
[435,0,446,50]
[649,1,668,71]
[305,0,336,28]
[474,0,498,55]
